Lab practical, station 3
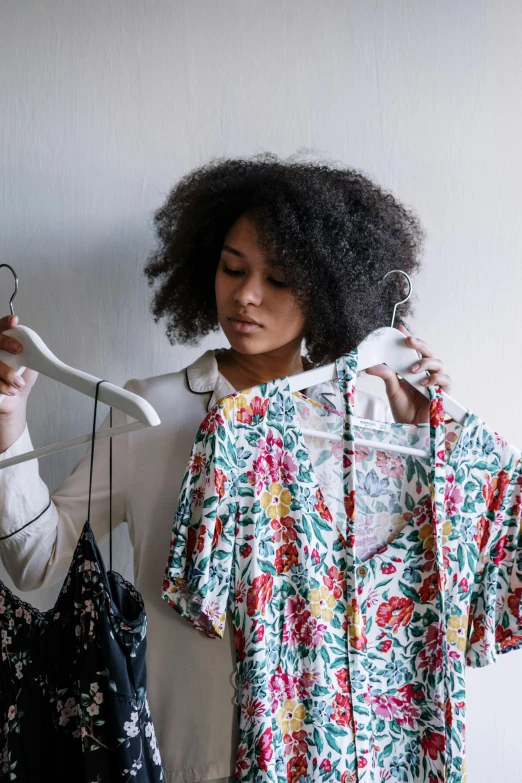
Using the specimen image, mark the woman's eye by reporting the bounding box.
[223,265,242,276]
[269,278,288,288]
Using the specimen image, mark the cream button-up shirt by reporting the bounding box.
[0,349,392,783]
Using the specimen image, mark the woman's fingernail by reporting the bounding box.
[410,363,420,372]
[12,376,25,388]
[420,376,429,385]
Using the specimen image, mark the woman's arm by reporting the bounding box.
[0,390,132,592]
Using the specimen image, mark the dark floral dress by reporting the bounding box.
[0,386,164,782]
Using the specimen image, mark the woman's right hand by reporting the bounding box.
[0,315,38,415]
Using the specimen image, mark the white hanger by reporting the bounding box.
[290,270,468,459]
[0,264,160,469]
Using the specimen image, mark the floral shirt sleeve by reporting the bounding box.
[162,402,238,639]
[464,419,522,666]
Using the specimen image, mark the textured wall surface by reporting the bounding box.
[1,1,521,777]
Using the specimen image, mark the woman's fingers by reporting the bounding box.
[419,372,452,391]
[409,356,444,375]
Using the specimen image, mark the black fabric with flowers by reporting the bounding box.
[0,382,164,782]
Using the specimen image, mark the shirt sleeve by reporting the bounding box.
[162,401,238,639]
[0,381,134,592]
[466,421,522,667]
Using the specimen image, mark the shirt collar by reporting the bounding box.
[186,349,237,411]
[186,348,340,412]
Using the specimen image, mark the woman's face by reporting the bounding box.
[215,214,306,355]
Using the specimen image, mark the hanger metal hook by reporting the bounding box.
[378,269,412,328]
[0,264,19,317]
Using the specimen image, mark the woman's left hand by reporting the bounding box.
[365,325,452,425]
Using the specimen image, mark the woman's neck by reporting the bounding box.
[216,346,312,391]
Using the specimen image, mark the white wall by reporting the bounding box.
[1,1,521,779]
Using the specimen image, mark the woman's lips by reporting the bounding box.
[228,317,262,333]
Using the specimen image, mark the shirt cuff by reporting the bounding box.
[0,424,52,540]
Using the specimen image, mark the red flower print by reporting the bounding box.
[378,639,392,653]
[236,395,270,424]
[295,613,326,649]
[247,454,271,495]
[421,730,445,761]
[496,624,522,651]
[417,623,444,673]
[492,470,511,511]
[247,573,273,617]
[256,726,273,773]
[469,614,485,646]
[240,543,252,558]
[508,588,522,621]
[376,596,414,633]
[287,754,308,783]
[211,516,222,548]
[269,673,297,706]
[483,470,511,512]
[376,450,404,479]
[271,516,297,545]
[235,744,249,779]
[200,408,224,434]
[314,488,333,523]
[444,474,464,516]
[192,486,205,506]
[284,595,306,623]
[235,628,246,662]
[255,625,265,642]
[295,671,318,699]
[196,524,207,554]
[214,468,227,500]
[458,577,469,595]
[311,548,321,565]
[344,490,356,521]
[279,450,298,485]
[381,563,396,575]
[189,450,206,475]
[275,543,299,574]
[357,756,368,768]
[491,535,507,566]
[319,759,332,773]
[474,515,490,552]
[335,668,350,693]
[419,572,439,603]
[445,698,452,728]
[331,693,353,727]
[430,395,445,427]
[282,730,308,758]
[323,565,346,599]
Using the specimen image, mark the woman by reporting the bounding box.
[0,154,452,783]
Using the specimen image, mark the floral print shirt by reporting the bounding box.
[162,349,522,783]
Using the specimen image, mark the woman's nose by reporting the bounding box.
[234,278,263,307]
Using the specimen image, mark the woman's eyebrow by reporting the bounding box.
[222,244,245,258]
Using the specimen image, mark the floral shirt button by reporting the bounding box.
[357,565,368,578]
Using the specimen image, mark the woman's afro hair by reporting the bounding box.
[143,152,424,365]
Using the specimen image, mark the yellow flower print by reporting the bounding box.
[260,482,292,519]
[446,614,468,652]
[275,699,306,734]
[419,523,435,551]
[346,600,366,650]
[442,520,452,545]
[234,394,249,410]
[220,397,235,421]
[309,585,336,622]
